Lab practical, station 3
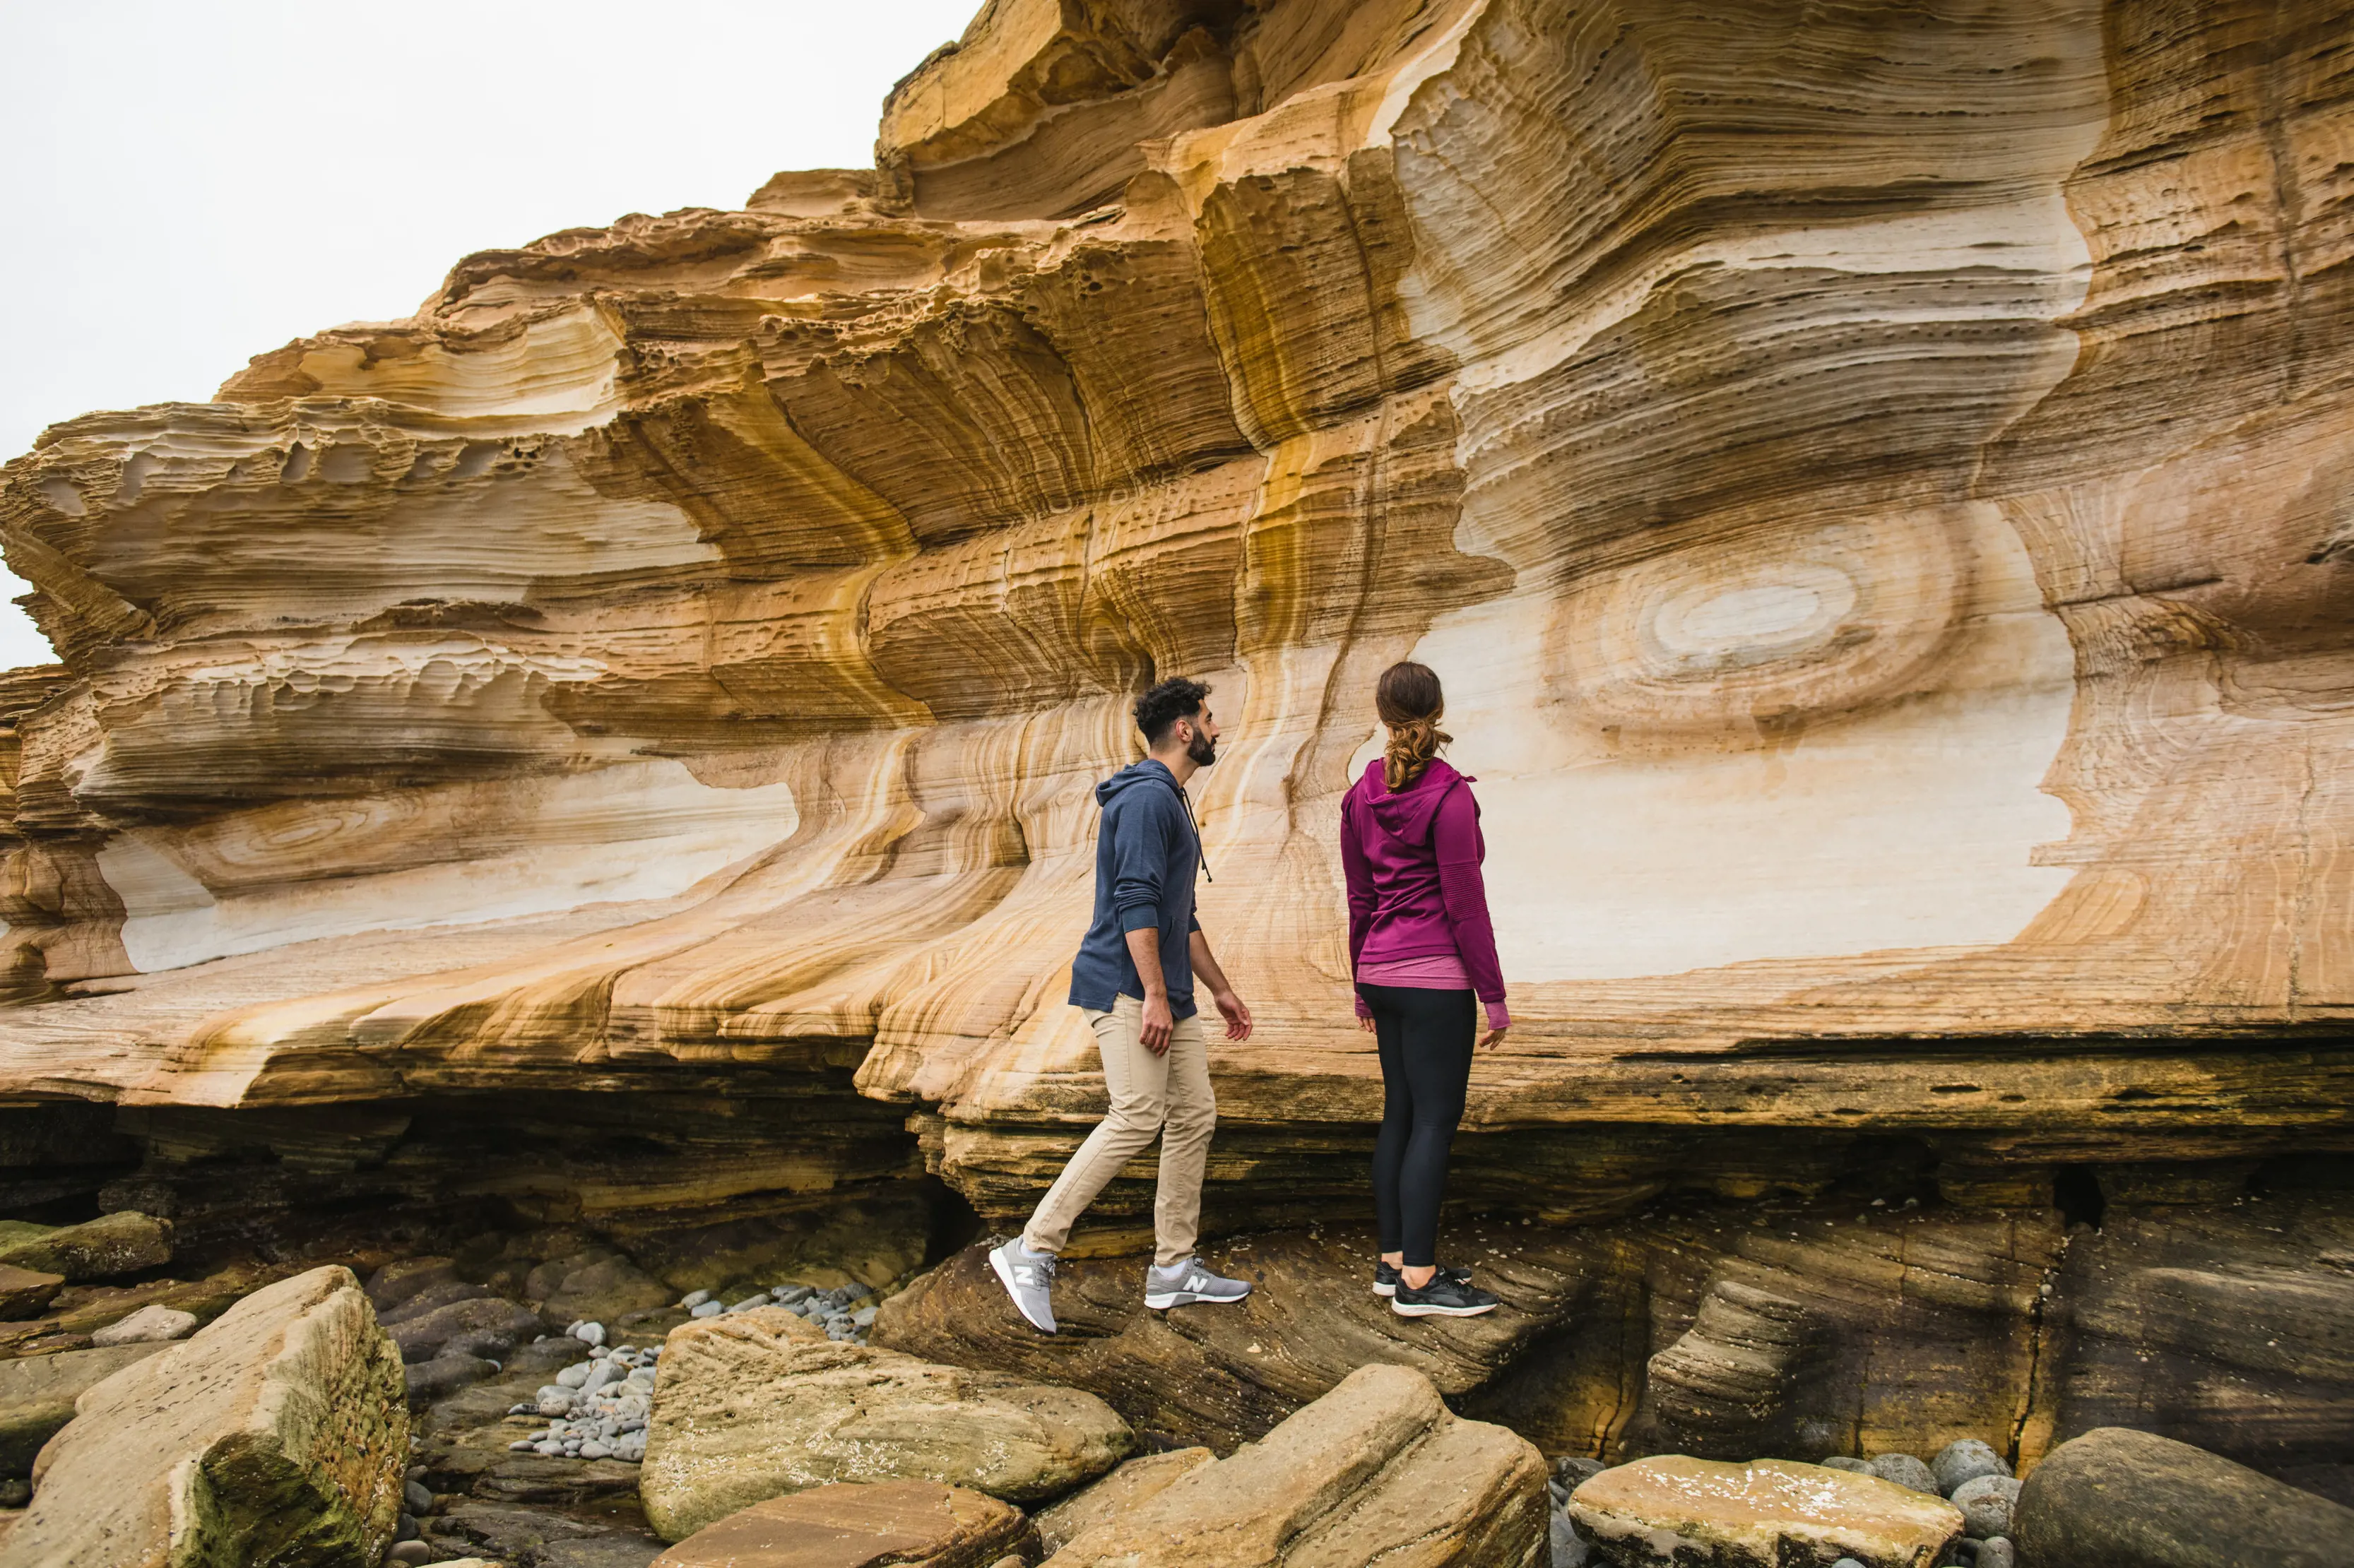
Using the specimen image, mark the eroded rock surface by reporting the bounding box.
[1566,1458,1961,1568]
[651,1482,1031,1568]
[641,1306,1131,1541]
[0,0,2342,1236]
[1034,1449,1214,1555]
[1041,1362,1545,1568]
[0,1263,407,1568]
[0,0,2350,1535]
[0,1341,167,1476]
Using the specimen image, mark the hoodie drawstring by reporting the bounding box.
[1178,786,1214,883]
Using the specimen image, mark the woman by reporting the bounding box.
[1339,660,1508,1318]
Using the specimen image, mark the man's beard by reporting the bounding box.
[1186,727,1218,768]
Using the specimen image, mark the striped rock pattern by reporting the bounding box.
[0,0,2350,1221]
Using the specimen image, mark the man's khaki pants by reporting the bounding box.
[1021,994,1215,1268]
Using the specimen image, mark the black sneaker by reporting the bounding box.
[1391,1273,1499,1317]
[1371,1261,1473,1299]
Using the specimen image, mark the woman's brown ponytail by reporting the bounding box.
[1375,662,1450,790]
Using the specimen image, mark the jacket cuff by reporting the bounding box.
[1118,903,1162,934]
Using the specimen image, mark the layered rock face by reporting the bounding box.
[1,0,2352,1502]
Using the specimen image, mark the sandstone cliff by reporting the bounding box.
[0,0,2351,1483]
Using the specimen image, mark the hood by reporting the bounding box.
[1098,756,1182,807]
[1352,757,1467,847]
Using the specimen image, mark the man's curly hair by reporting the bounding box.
[1134,677,1211,745]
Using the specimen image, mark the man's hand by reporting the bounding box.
[1478,1024,1508,1052]
[1212,987,1253,1041]
[1140,991,1175,1055]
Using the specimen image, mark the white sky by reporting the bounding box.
[0,0,978,670]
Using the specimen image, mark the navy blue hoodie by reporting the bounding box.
[1067,757,1202,1017]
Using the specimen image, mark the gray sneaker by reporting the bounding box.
[989,1240,1058,1334]
[1145,1256,1253,1310]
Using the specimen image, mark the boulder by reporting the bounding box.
[641,1307,1132,1541]
[1863,1454,1939,1496]
[0,1343,170,1475]
[405,1352,503,1408]
[382,1279,495,1327]
[1041,1363,1545,1568]
[0,1212,171,1282]
[1033,1449,1214,1553]
[1948,1475,2017,1540]
[652,1482,1031,1568]
[1929,1440,2010,1497]
[367,1256,462,1314]
[0,1264,408,1568]
[0,1267,61,1322]
[1567,1457,1963,1568]
[391,1296,544,1364]
[2013,1427,2354,1567]
[528,1251,672,1326]
[90,1304,198,1346]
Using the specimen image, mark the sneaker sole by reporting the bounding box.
[1371,1281,1396,1298]
[1390,1299,1498,1317]
[1144,1290,1251,1309]
[988,1248,1057,1335]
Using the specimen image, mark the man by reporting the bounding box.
[990,677,1257,1333]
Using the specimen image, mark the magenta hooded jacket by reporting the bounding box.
[1339,757,1507,1016]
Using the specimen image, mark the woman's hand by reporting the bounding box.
[1477,1025,1508,1051]
[1358,1014,1376,1033]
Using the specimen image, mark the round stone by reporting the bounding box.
[1865,1453,1940,1494]
[690,1300,724,1318]
[1973,1538,2016,1568]
[1951,1474,2021,1538]
[573,1321,606,1346]
[680,1290,711,1309]
[1817,1456,1871,1474]
[1932,1438,2013,1495]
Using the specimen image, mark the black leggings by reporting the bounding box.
[1363,982,1475,1269]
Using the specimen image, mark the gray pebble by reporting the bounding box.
[773,1285,812,1306]
[404,1478,433,1514]
[1548,1512,1588,1568]
[852,1305,878,1327]
[1932,1438,2013,1495]
[1866,1454,1940,1494]
[690,1300,724,1318]
[1817,1456,1871,1474]
[1831,1560,1867,1568]
[534,1440,563,1456]
[572,1321,606,1346]
[580,1439,611,1460]
[386,1543,434,1567]
[680,1290,711,1309]
[841,1283,873,1302]
[1973,1538,2014,1568]
[1951,1474,2020,1539]
[508,1439,536,1451]
[1553,1456,1605,1490]
[727,1294,770,1313]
